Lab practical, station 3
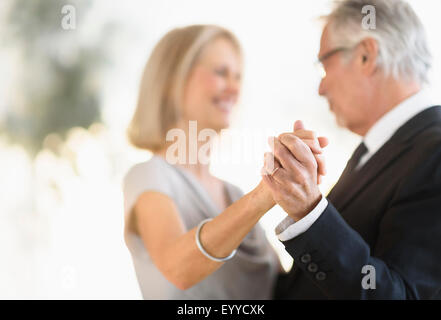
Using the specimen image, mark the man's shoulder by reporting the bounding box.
[401,120,441,185]
[411,120,441,151]
[391,114,441,181]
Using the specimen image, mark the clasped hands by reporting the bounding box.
[261,120,329,221]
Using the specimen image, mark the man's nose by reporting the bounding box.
[318,78,326,96]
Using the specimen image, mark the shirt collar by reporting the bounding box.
[362,89,435,155]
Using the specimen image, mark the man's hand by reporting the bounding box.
[262,121,327,221]
[284,120,329,184]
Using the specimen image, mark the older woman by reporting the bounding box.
[123,25,326,299]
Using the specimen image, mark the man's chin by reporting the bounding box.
[335,114,347,128]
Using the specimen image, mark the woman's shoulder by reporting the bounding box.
[125,155,168,176]
[122,156,176,208]
[124,156,177,184]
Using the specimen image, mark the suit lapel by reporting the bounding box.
[327,105,441,212]
[327,140,410,211]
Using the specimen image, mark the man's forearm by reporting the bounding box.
[281,203,411,299]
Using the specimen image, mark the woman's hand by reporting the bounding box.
[262,120,329,184]
[256,120,328,213]
[280,120,329,184]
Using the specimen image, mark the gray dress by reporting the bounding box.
[122,155,278,299]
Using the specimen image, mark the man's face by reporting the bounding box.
[318,24,372,135]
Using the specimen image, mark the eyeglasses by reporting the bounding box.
[315,47,352,79]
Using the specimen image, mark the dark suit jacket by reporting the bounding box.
[274,105,441,299]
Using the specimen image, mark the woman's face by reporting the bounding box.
[182,37,242,132]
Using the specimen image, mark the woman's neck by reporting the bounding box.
[156,120,217,180]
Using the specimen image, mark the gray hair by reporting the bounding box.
[323,0,432,84]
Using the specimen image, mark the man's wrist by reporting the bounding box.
[276,196,328,241]
[289,193,323,222]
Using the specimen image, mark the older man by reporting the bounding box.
[264,0,441,299]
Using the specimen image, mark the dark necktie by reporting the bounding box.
[327,142,368,203]
[346,142,369,173]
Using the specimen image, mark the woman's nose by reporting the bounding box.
[226,76,240,94]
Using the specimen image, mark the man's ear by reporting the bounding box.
[359,37,379,75]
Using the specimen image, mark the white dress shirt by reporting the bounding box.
[276,89,437,241]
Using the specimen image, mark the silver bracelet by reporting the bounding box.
[195,218,237,262]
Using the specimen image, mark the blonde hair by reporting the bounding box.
[127,24,242,152]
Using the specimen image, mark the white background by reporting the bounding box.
[0,0,440,299]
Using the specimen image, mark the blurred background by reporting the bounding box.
[1,0,440,299]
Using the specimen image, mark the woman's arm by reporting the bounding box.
[134,180,274,290]
[135,127,327,290]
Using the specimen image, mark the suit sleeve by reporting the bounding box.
[280,147,441,299]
